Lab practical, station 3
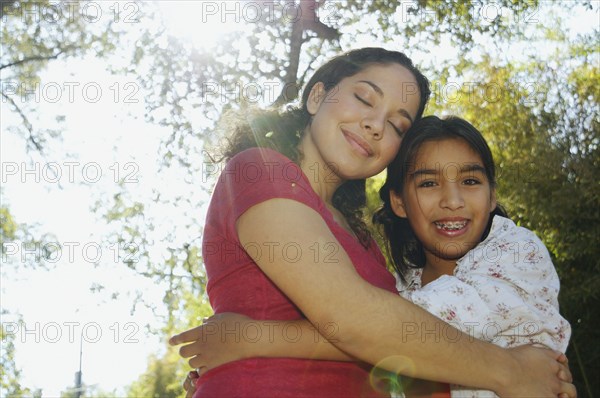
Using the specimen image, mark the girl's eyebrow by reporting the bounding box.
[356,80,414,123]
[460,164,486,175]
[409,164,486,178]
[409,168,437,179]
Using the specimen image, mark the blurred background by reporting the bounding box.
[1,0,598,396]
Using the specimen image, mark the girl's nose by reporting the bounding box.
[440,183,465,210]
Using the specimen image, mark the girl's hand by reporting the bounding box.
[183,370,199,398]
[500,345,576,398]
[169,313,253,372]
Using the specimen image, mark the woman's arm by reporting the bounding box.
[174,198,574,397]
[239,198,575,396]
[174,313,354,371]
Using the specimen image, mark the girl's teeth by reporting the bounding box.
[435,221,467,230]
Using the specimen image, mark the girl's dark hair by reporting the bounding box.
[221,48,431,247]
[373,115,508,280]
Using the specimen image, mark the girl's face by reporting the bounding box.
[302,64,421,181]
[390,138,497,266]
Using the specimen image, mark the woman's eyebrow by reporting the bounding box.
[357,80,383,96]
[357,80,414,123]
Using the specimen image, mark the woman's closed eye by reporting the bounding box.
[388,122,403,135]
[354,94,372,106]
[355,91,409,135]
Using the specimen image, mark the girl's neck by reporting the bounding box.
[421,254,457,286]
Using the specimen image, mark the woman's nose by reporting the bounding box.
[360,112,385,139]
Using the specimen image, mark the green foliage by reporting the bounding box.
[126,294,213,397]
[1,0,586,395]
[424,29,599,394]
[0,206,18,243]
[0,313,35,398]
[342,0,547,50]
[126,351,182,398]
[110,1,599,395]
[0,204,58,270]
[1,0,121,151]
[1,207,57,396]
[60,385,116,398]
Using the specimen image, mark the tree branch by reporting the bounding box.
[272,0,340,107]
[0,0,18,20]
[1,91,42,152]
[0,51,67,71]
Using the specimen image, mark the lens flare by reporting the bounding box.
[369,355,417,394]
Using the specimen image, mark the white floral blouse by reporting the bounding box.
[396,215,571,398]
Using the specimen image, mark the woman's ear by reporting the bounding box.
[390,190,407,218]
[306,82,325,115]
[489,188,497,212]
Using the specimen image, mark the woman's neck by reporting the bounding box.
[298,134,343,205]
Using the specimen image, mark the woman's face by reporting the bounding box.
[302,63,421,181]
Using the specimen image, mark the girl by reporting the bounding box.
[375,115,571,396]
[169,48,574,398]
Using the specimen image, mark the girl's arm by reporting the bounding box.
[172,198,574,397]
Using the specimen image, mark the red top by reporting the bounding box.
[198,148,397,397]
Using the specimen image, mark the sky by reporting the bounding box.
[1,56,169,395]
[1,1,598,396]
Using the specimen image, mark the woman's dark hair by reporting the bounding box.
[373,115,508,280]
[220,47,431,247]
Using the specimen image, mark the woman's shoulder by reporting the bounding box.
[220,147,305,187]
[227,147,294,166]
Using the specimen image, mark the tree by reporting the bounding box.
[100,0,555,327]
[1,2,123,394]
[0,314,35,398]
[91,0,597,394]
[1,205,59,397]
[125,291,214,397]
[1,0,121,152]
[421,27,599,395]
[125,352,184,398]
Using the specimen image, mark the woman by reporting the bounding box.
[170,48,574,397]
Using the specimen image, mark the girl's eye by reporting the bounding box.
[417,180,437,188]
[354,94,371,106]
[463,178,481,186]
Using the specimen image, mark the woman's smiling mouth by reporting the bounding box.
[342,128,374,157]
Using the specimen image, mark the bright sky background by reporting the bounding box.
[1,1,597,396]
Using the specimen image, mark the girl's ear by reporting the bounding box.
[306,82,325,115]
[489,188,497,212]
[390,190,408,218]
